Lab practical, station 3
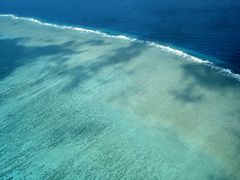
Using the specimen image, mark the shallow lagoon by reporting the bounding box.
[0,16,240,179]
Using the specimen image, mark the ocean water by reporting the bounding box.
[0,15,240,179]
[0,0,240,73]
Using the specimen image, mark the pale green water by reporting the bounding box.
[0,16,240,179]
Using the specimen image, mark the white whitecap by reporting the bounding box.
[0,14,239,81]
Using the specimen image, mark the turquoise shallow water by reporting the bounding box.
[0,16,240,179]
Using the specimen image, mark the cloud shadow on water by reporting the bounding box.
[0,37,77,80]
[181,63,239,91]
[171,63,240,103]
[58,42,146,92]
[171,84,203,103]
[0,35,146,95]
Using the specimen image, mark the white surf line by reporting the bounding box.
[1,14,240,81]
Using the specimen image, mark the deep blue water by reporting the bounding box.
[0,0,240,73]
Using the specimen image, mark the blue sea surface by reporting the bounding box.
[0,0,240,73]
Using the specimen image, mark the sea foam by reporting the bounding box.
[1,14,239,81]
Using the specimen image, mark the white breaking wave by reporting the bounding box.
[1,14,240,81]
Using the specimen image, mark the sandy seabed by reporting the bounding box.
[0,15,240,179]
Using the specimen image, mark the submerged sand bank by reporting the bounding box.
[0,16,240,179]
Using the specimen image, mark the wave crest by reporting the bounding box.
[1,14,239,81]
